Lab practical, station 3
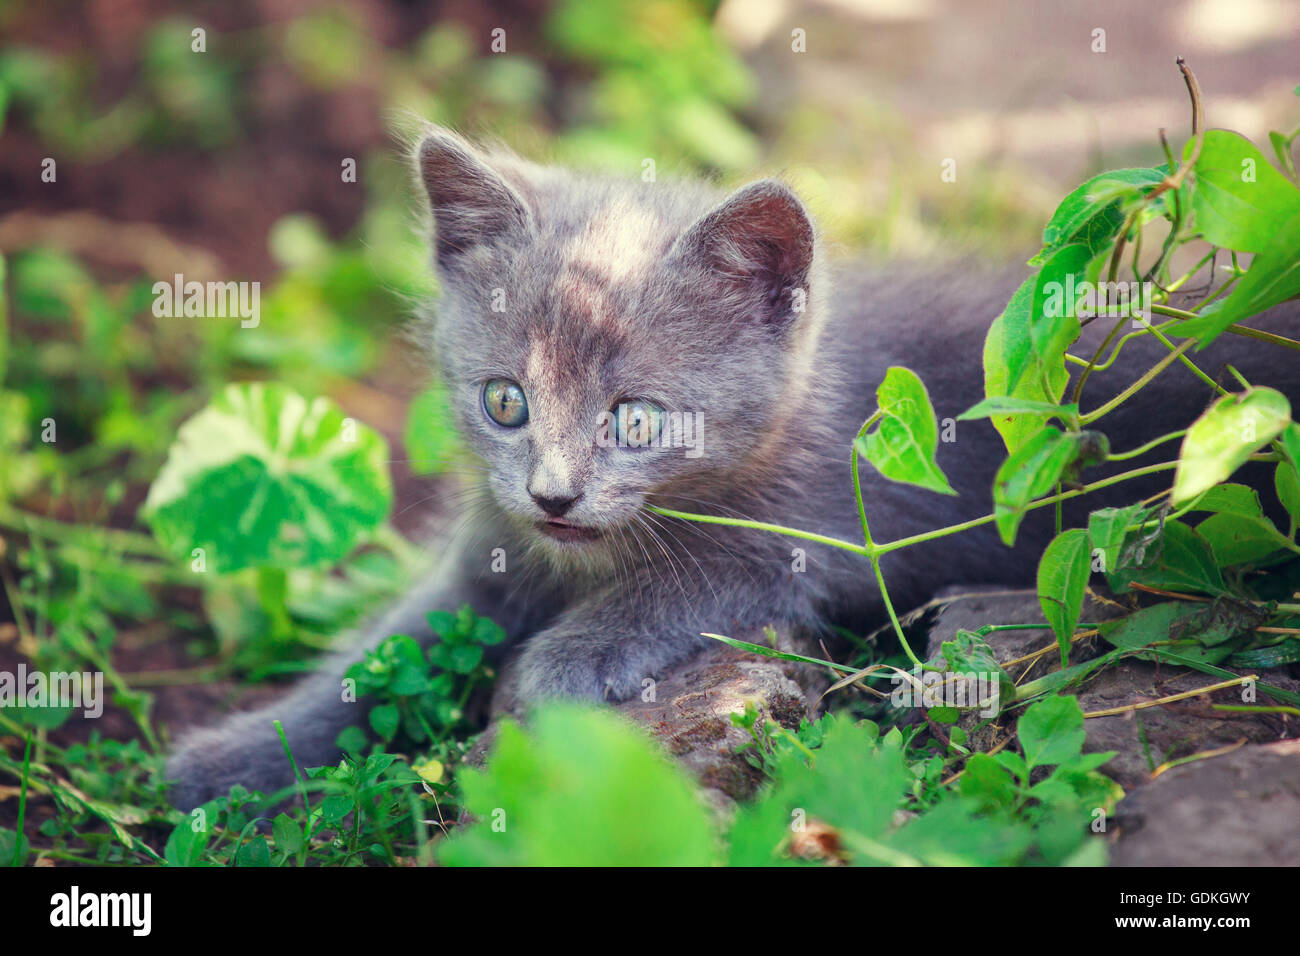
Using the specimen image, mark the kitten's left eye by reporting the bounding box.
[614,399,664,448]
[483,379,528,427]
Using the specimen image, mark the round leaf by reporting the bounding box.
[142,382,393,572]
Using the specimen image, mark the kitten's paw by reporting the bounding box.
[165,713,300,810]
[512,637,647,707]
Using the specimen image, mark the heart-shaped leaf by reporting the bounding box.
[858,366,955,496]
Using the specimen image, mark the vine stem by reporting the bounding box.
[1070,314,1128,407]
[646,460,1181,560]
[1135,314,1228,396]
[1153,304,1300,353]
[851,410,883,547]
[1080,338,1195,424]
[1107,429,1186,461]
[871,553,921,668]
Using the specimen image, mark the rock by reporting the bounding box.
[924,585,1122,671]
[614,641,813,804]
[924,586,1300,787]
[1110,739,1300,866]
[481,632,817,806]
[1074,661,1298,791]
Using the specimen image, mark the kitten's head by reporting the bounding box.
[413,126,825,564]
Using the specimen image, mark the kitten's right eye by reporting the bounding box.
[483,379,528,427]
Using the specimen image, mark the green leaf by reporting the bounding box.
[1174,211,1300,347]
[959,752,1019,810]
[1099,600,1257,665]
[993,427,1080,545]
[940,629,1016,707]
[320,793,354,824]
[1088,503,1150,575]
[446,642,484,674]
[857,366,955,495]
[1283,423,1300,472]
[1029,244,1090,387]
[143,382,393,573]
[1184,130,1300,254]
[1171,388,1292,504]
[335,725,368,755]
[1017,695,1086,770]
[471,616,507,646]
[994,749,1029,783]
[1032,167,1168,264]
[1277,461,1300,526]
[1195,512,1295,567]
[426,609,460,641]
[368,703,400,741]
[977,293,1071,455]
[236,835,272,867]
[984,274,1035,403]
[887,797,1033,866]
[0,827,31,867]
[1037,529,1091,667]
[1109,520,1227,596]
[1269,130,1298,181]
[1186,482,1264,518]
[1097,603,1183,656]
[1278,422,1300,528]
[164,817,212,866]
[1230,640,1300,668]
[728,715,911,866]
[442,705,718,866]
[957,396,1078,424]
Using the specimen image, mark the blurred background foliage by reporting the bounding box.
[1,0,1295,744]
[0,0,1054,531]
[0,0,1056,684]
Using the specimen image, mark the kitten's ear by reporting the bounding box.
[415,128,532,271]
[672,179,814,328]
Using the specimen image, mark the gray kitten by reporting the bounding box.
[167,126,1300,808]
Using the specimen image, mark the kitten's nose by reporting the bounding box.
[531,492,579,517]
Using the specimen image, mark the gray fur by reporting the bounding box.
[167,126,1300,809]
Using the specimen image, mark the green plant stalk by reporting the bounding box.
[12,732,32,866]
[1080,339,1196,424]
[851,410,883,547]
[1107,429,1186,461]
[273,719,313,866]
[648,460,1180,559]
[871,553,921,668]
[1136,316,1228,395]
[0,508,163,558]
[407,788,432,867]
[1162,248,1216,294]
[1213,704,1300,717]
[1153,304,1300,353]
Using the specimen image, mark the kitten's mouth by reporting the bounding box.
[538,518,604,543]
